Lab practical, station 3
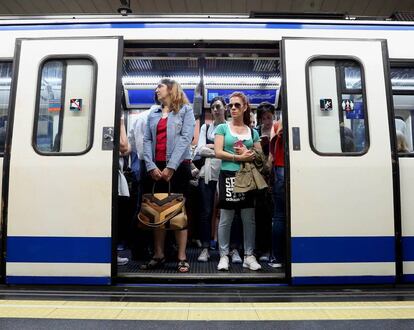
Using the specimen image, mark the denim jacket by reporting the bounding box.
[143,103,195,172]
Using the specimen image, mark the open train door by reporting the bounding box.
[3,37,123,284]
[282,38,398,285]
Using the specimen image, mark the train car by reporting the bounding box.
[0,13,413,286]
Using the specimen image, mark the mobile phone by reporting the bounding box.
[233,140,244,148]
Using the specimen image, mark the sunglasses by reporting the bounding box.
[211,104,224,110]
[227,102,243,110]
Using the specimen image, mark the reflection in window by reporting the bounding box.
[308,59,368,154]
[391,66,414,154]
[390,67,414,91]
[0,62,12,153]
[344,66,362,90]
[34,59,94,154]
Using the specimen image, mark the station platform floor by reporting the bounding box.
[0,284,413,329]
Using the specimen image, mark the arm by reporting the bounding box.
[214,134,254,162]
[194,123,207,156]
[166,106,196,170]
[119,117,131,156]
[128,120,137,154]
[195,124,215,157]
[143,112,157,172]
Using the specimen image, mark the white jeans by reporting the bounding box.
[218,208,255,257]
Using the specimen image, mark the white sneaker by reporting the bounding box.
[117,256,129,266]
[217,255,229,271]
[230,249,242,264]
[197,248,210,262]
[243,255,262,271]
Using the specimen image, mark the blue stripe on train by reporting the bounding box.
[403,275,414,283]
[291,237,395,263]
[6,236,111,263]
[292,275,395,285]
[402,236,414,261]
[2,22,414,31]
[6,276,110,285]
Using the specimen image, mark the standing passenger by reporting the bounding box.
[269,119,285,268]
[214,92,262,271]
[118,113,131,266]
[195,97,226,262]
[255,102,276,261]
[141,78,195,273]
[128,109,151,260]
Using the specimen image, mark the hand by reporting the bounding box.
[240,149,255,162]
[234,145,247,155]
[150,168,163,181]
[161,167,175,182]
[205,143,215,149]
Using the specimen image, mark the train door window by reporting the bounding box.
[33,59,95,154]
[307,59,368,154]
[390,66,414,154]
[0,62,12,154]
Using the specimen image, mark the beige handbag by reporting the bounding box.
[137,183,187,230]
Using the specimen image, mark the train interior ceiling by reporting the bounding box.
[119,42,283,280]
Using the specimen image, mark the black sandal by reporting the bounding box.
[178,260,190,273]
[140,257,166,270]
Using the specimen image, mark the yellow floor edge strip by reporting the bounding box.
[0,300,413,321]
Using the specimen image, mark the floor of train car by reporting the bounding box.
[118,247,285,280]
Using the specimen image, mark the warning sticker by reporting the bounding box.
[70,99,82,111]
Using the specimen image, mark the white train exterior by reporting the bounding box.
[0,15,413,285]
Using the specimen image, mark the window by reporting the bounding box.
[34,59,95,154]
[390,66,414,154]
[0,62,12,154]
[307,59,368,154]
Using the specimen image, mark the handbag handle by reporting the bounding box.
[152,181,171,195]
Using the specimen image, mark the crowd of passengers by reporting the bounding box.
[117,78,285,273]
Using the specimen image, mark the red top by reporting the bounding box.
[271,121,284,167]
[155,117,168,162]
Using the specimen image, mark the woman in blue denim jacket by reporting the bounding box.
[141,78,195,273]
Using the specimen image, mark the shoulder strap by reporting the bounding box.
[250,127,254,140]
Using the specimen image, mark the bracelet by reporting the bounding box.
[232,154,236,162]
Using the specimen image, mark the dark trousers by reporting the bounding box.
[144,162,191,196]
[255,188,273,254]
[271,166,286,262]
[199,178,217,248]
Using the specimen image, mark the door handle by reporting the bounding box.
[102,127,114,150]
[292,127,300,151]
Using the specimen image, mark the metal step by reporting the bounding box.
[118,247,285,280]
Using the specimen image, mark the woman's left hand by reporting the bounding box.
[161,167,175,182]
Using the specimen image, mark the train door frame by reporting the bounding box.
[2,36,124,285]
[389,59,414,283]
[281,37,400,285]
[0,58,13,282]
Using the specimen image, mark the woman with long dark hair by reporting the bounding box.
[194,96,226,262]
[214,91,262,271]
[141,78,195,273]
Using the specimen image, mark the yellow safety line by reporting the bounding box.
[0,300,413,321]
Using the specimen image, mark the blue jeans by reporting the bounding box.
[218,208,255,257]
[199,178,217,248]
[271,166,286,262]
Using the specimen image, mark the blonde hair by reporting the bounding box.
[156,78,189,113]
